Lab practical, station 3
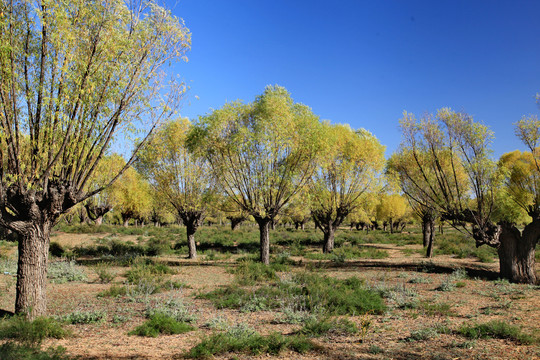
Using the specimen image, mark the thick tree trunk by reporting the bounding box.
[422,216,435,258]
[389,219,394,234]
[15,223,51,319]
[187,224,197,259]
[123,219,129,227]
[323,225,336,253]
[300,222,305,230]
[95,216,103,226]
[256,217,271,265]
[497,221,538,284]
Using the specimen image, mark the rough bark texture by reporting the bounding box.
[496,221,538,284]
[228,216,246,231]
[15,223,51,318]
[85,202,112,226]
[323,226,336,254]
[255,217,271,265]
[177,210,204,260]
[421,214,435,258]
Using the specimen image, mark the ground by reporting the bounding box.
[0,225,539,359]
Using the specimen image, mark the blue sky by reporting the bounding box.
[166,0,540,158]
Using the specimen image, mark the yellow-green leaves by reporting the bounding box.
[137,118,212,216]
[189,85,324,220]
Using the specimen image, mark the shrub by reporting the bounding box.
[457,321,535,344]
[59,310,107,325]
[145,297,197,323]
[48,260,87,284]
[232,261,280,285]
[49,242,66,258]
[0,343,70,360]
[124,261,175,283]
[0,316,68,346]
[93,262,116,284]
[405,325,450,342]
[128,313,193,337]
[98,285,127,298]
[299,317,358,337]
[185,326,315,359]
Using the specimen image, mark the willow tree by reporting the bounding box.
[189,86,324,264]
[109,166,152,227]
[310,124,385,253]
[0,0,190,317]
[137,119,213,259]
[393,108,538,283]
[375,193,409,233]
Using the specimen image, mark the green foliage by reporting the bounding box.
[47,261,87,284]
[0,343,71,360]
[185,325,315,359]
[128,313,193,337]
[458,321,536,344]
[232,261,281,285]
[48,242,66,258]
[405,325,451,342]
[93,263,116,284]
[124,261,175,283]
[59,310,107,325]
[199,273,385,316]
[0,316,68,346]
[298,317,358,337]
[98,285,127,298]
[145,296,197,324]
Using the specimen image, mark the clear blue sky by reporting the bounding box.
[166,0,540,158]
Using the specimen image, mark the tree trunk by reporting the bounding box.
[425,219,435,258]
[389,219,394,234]
[123,219,129,227]
[323,225,336,253]
[301,222,305,230]
[95,216,103,226]
[497,221,538,284]
[187,224,197,259]
[256,217,271,265]
[15,223,51,319]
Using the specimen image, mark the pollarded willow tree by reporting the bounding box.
[310,124,385,253]
[137,119,214,259]
[392,108,538,283]
[188,85,324,264]
[0,0,190,317]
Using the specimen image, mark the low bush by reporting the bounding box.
[298,317,358,337]
[59,310,107,325]
[185,325,315,359]
[0,342,71,360]
[0,316,68,346]
[457,320,536,344]
[47,261,87,284]
[128,313,193,337]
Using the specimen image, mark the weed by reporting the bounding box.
[0,316,68,346]
[449,268,468,280]
[185,325,315,358]
[145,295,197,323]
[408,276,432,284]
[98,284,127,298]
[457,320,536,344]
[405,325,450,342]
[232,261,279,285]
[299,317,358,337]
[93,262,116,283]
[58,310,107,325]
[418,301,454,317]
[435,277,456,292]
[0,342,71,360]
[124,261,175,283]
[49,242,66,258]
[128,313,193,337]
[48,260,87,284]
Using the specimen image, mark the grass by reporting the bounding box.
[199,272,385,315]
[128,313,194,337]
[0,316,69,346]
[0,343,71,360]
[185,325,315,359]
[298,317,358,337]
[457,320,536,344]
[58,310,107,325]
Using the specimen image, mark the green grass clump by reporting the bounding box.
[185,325,315,359]
[124,261,175,283]
[128,313,194,337]
[47,261,87,284]
[0,343,71,360]
[0,316,68,346]
[97,284,128,298]
[298,317,358,337]
[295,273,386,315]
[457,320,536,344]
[59,310,107,325]
[232,261,280,285]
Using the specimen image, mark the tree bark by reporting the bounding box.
[323,225,336,253]
[255,217,271,264]
[15,222,51,318]
[187,224,197,259]
[422,214,435,258]
[496,221,538,284]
